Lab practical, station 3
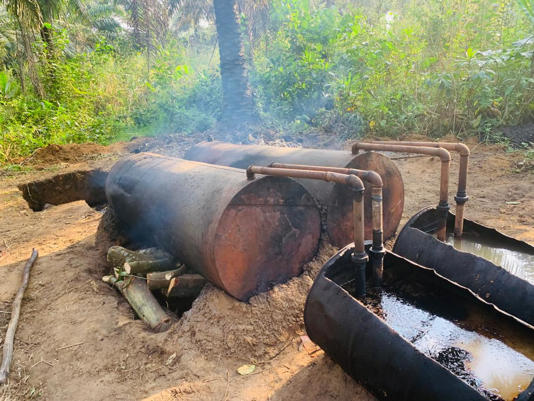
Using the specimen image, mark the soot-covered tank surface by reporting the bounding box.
[105,153,321,301]
[304,245,534,401]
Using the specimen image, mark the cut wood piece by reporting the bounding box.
[107,246,174,271]
[0,249,38,385]
[102,275,171,332]
[166,274,206,298]
[123,259,176,275]
[147,266,186,290]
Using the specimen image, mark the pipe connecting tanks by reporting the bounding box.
[247,164,384,297]
[367,140,469,237]
[352,142,451,241]
[268,163,385,285]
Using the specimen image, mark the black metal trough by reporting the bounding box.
[394,207,534,326]
[304,243,534,401]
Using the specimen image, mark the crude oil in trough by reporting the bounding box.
[350,284,534,401]
[442,232,534,284]
[305,245,534,401]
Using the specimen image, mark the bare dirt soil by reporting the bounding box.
[0,137,533,401]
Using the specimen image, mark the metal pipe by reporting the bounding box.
[269,162,385,284]
[247,165,369,297]
[352,142,451,241]
[369,140,470,236]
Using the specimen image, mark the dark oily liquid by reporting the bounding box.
[360,289,534,401]
[444,232,534,284]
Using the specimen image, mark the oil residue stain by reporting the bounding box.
[444,232,534,284]
[371,291,534,401]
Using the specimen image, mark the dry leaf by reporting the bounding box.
[237,364,256,375]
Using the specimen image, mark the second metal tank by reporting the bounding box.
[185,141,404,247]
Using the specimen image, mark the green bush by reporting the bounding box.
[253,0,534,140]
[0,37,220,163]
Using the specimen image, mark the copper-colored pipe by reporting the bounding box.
[247,165,369,296]
[352,142,451,241]
[269,162,385,284]
[368,141,469,237]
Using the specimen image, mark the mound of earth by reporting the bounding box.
[26,143,117,165]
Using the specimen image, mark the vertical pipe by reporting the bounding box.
[352,143,451,242]
[367,140,469,236]
[454,153,469,236]
[369,186,385,285]
[352,189,368,298]
[437,160,450,241]
[268,162,381,286]
[247,165,369,296]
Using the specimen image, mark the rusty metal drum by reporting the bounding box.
[105,153,321,301]
[185,141,404,248]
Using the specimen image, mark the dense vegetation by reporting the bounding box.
[1,0,534,163]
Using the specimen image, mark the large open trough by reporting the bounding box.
[105,152,321,301]
[394,207,534,326]
[304,243,534,401]
[185,141,404,247]
[353,141,534,326]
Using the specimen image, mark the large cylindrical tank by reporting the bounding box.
[185,141,404,247]
[105,153,321,301]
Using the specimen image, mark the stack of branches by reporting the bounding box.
[102,245,206,332]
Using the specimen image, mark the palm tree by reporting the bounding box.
[170,0,262,129]
[213,0,257,128]
[2,0,44,96]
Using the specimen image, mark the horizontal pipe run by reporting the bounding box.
[247,165,369,296]
[185,141,405,247]
[352,142,451,241]
[269,163,383,188]
[369,141,470,237]
[269,162,385,284]
[247,166,365,193]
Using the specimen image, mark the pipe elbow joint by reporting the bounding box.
[363,170,383,188]
[346,174,365,193]
[436,148,452,162]
[246,166,256,180]
[454,143,470,156]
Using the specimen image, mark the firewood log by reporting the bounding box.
[107,246,174,272]
[146,266,186,290]
[166,274,206,298]
[103,275,171,332]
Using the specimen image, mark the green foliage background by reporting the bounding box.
[1,0,534,164]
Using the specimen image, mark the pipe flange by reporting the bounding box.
[436,202,450,213]
[454,194,469,205]
[351,251,369,264]
[369,246,386,257]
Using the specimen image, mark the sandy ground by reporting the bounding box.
[0,137,533,401]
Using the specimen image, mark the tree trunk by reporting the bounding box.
[16,17,44,98]
[213,0,258,129]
